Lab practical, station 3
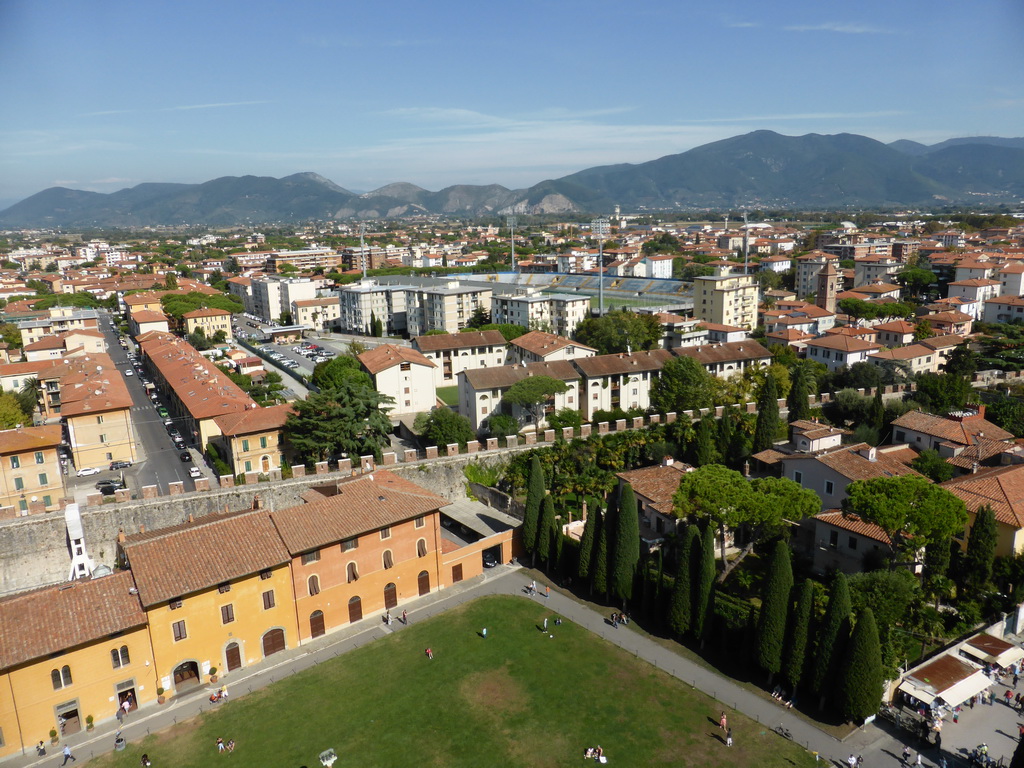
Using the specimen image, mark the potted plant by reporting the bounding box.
[156,686,165,705]
[49,729,58,745]
[85,715,94,731]
[209,667,218,684]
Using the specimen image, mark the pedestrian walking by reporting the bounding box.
[35,741,45,757]
[725,728,732,747]
[402,609,408,625]
[62,745,77,765]
[1015,673,1020,689]
[858,756,864,768]
[719,711,727,730]
[545,585,550,599]
[848,755,857,768]
[1018,723,1024,741]
[902,745,911,766]
[116,707,124,724]
[530,580,536,595]
[915,751,922,767]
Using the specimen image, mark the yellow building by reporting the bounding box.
[57,355,137,470]
[120,509,298,695]
[0,572,153,759]
[291,297,340,331]
[0,425,64,517]
[211,404,292,476]
[182,308,232,341]
[693,274,759,331]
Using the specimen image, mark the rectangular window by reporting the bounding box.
[35,451,44,464]
[244,460,252,472]
[39,473,48,486]
[242,439,250,452]
[221,604,235,624]
[99,434,106,443]
[97,415,104,424]
[262,590,275,610]
[824,481,834,495]
[380,527,391,540]
[848,536,859,551]
[301,550,320,565]
[341,537,358,552]
[43,495,52,506]
[169,599,183,610]
[829,530,839,549]
[259,569,272,580]
[9,456,19,469]
[13,477,24,491]
[260,436,268,449]
[218,583,231,594]
[793,470,803,485]
[172,620,187,641]
[415,516,425,529]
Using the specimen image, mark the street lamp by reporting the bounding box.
[592,217,610,316]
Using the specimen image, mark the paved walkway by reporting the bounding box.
[11,567,1012,768]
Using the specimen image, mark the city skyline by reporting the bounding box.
[1,0,1022,207]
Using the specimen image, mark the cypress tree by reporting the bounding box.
[717,408,735,467]
[692,524,716,645]
[837,608,884,723]
[753,372,780,452]
[787,363,812,423]
[869,386,885,433]
[591,508,611,599]
[693,416,718,467]
[811,572,852,710]
[537,494,555,565]
[611,484,641,606]
[741,605,759,675]
[577,508,599,581]
[667,526,697,637]
[782,579,814,694]
[963,505,998,592]
[755,540,793,682]
[522,457,544,561]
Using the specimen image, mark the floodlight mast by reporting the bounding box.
[507,215,517,273]
[360,222,367,280]
[592,217,610,316]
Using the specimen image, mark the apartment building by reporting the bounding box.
[265,248,343,274]
[412,330,507,387]
[291,297,341,331]
[672,340,772,377]
[210,404,293,476]
[128,309,170,337]
[998,263,1024,297]
[22,329,106,361]
[0,424,63,517]
[692,274,758,330]
[405,281,492,337]
[803,335,883,372]
[794,251,840,299]
[250,277,318,323]
[491,290,591,337]
[58,355,137,469]
[507,331,596,365]
[357,344,437,416]
[183,308,233,341]
[338,280,409,336]
[573,350,674,421]
[458,360,581,431]
[17,308,101,346]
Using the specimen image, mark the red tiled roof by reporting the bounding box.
[942,464,1024,528]
[213,403,294,436]
[413,330,506,352]
[0,424,62,455]
[815,510,891,544]
[891,409,1012,446]
[358,344,435,375]
[510,330,595,357]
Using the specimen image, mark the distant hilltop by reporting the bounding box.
[3,131,1024,227]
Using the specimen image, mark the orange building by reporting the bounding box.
[0,572,153,759]
[270,471,450,642]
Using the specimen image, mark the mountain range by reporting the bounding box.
[3,131,1023,228]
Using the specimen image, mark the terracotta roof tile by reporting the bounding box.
[510,330,595,357]
[892,409,1012,446]
[942,465,1024,528]
[413,330,506,352]
[212,403,294,436]
[815,510,891,544]
[358,344,435,375]
[462,359,580,389]
[574,349,674,377]
[784,442,921,482]
[0,424,62,455]
[672,340,772,366]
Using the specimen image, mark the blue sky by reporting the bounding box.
[1,0,1022,206]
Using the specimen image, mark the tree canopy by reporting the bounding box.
[284,381,394,464]
[160,291,242,319]
[573,310,662,355]
[311,355,372,390]
[649,356,714,415]
[419,407,474,451]
[503,375,568,429]
[841,475,968,565]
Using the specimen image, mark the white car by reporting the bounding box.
[124,369,134,376]
[188,466,202,479]
[77,467,101,477]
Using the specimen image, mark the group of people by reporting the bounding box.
[582,745,606,761]
[209,687,229,704]
[770,686,796,709]
[609,612,628,628]
[215,737,236,754]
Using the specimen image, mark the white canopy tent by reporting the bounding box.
[962,633,1024,669]
[898,654,992,709]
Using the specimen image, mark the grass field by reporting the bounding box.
[86,596,816,768]
[436,385,459,406]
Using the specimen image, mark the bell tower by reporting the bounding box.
[816,260,840,313]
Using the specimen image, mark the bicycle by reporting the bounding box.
[774,723,793,740]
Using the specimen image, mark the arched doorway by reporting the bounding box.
[225,642,242,672]
[384,582,398,610]
[418,570,430,596]
[310,610,326,638]
[172,661,200,692]
[262,628,286,658]
[348,596,362,623]
[261,455,271,473]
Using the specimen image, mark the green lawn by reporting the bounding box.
[436,385,459,406]
[87,596,816,768]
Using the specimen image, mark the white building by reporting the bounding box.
[507,331,597,365]
[412,330,507,387]
[358,344,437,417]
[291,296,342,331]
[573,350,675,420]
[458,360,580,432]
[998,263,1024,297]
[406,281,492,337]
[803,335,882,372]
[338,280,409,336]
[250,277,318,323]
[491,289,591,337]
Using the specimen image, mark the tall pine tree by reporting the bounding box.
[692,524,716,645]
[811,572,852,710]
[869,386,885,434]
[537,494,555,565]
[837,608,884,723]
[753,372,780,452]
[717,408,736,467]
[611,484,641,606]
[522,456,545,563]
[755,540,793,682]
[577,508,600,581]
[591,503,613,599]
[787,362,813,423]
[782,579,814,694]
[693,416,719,467]
[667,526,697,637]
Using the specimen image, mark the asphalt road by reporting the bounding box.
[64,313,207,500]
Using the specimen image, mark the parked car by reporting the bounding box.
[95,479,126,491]
[76,467,101,477]
[188,466,202,478]
[124,369,134,376]
[482,551,499,568]
[179,451,192,463]
[156,407,169,418]
[109,460,132,470]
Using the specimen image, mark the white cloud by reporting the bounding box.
[163,100,269,112]
[785,22,894,34]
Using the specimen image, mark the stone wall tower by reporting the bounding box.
[816,260,840,314]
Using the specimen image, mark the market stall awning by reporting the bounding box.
[963,633,1024,668]
[898,654,987,707]
[935,670,993,709]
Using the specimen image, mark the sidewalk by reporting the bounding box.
[9,566,979,768]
